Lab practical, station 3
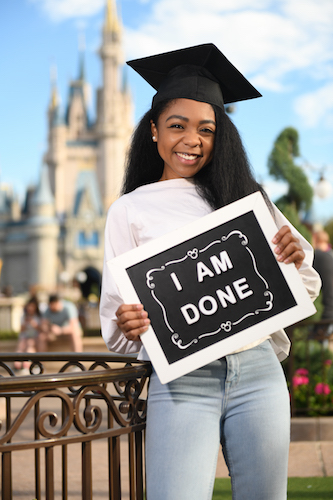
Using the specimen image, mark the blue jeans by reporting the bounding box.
[145,340,290,500]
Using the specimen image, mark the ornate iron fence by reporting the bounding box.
[0,353,152,500]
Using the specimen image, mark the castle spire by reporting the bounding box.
[97,0,132,210]
[78,32,86,81]
[49,63,59,111]
[48,63,65,128]
[104,0,121,35]
[32,164,54,209]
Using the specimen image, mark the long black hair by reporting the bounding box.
[122,99,270,211]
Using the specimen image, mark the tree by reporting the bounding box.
[268,127,313,240]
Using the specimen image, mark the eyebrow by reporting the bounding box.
[165,114,216,126]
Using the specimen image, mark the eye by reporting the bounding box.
[200,127,215,134]
[168,123,184,129]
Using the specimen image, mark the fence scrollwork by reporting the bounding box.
[0,353,151,499]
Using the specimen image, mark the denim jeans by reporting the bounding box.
[145,340,290,500]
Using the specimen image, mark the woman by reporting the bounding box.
[100,44,320,499]
[14,296,41,372]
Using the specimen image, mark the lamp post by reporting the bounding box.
[314,173,332,199]
[303,160,332,200]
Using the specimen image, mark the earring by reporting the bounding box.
[152,136,157,141]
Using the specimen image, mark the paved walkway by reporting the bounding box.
[216,441,333,478]
[215,417,333,478]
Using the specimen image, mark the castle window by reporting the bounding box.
[77,231,99,248]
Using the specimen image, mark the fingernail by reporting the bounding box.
[144,319,150,325]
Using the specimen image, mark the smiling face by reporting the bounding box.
[151,98,216,181]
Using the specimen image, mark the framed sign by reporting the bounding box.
[108,191,316,384]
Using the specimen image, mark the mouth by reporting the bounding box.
[176,152,201,160]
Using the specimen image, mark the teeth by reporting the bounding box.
[177,153,198,160]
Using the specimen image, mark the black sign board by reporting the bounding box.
[108,192,315,383]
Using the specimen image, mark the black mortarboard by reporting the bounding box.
[127,43,261,109]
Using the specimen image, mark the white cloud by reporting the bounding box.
[281,0,333,30]
[123,0,333,93]
[294,83,333,128]
[29,0,105,22]
[29,0,333,94]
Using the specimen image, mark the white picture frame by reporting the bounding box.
[107,191,315,384]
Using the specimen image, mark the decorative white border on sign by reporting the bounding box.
[108,191,316,384]
[146,229,274,350]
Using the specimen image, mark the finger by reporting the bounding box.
[275,242,305,269]
[275,238,299,259]
[292,252,305,269]
[272,226,305,268]
[117,309,148,329]
[118,319,150,341]
[282,247,305,268]
[116,305,150,341]
[273,228,297,256]
[115,303,143,318]
[122,323,150,342]
[272,225,291,245]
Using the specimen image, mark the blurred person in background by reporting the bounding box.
[14,296,41,372]
[38,294,83,352]
[312,230,333,337]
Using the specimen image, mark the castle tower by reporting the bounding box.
[44,66,69,215]
[45,50,97,217]
[0,0,133,295]
[28,165,59,288]
[96,0,133,209]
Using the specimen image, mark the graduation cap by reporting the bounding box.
[127,43,261,109]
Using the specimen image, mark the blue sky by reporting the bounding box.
[0,0,332,222]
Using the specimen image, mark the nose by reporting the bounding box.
[183,129,201,148]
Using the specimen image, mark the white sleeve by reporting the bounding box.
[99,198,143,354]
[272,204,321,301]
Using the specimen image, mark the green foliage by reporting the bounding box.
[286,477,333,498]
[213,478,333,499]
[311,294,324,324]
[0,330,19,340]
[283,324,333,415]
[83,328,102,337]
[289,325,332,371]
[213,479,232,499]
[278,204,312,242]
[268,127,313,217]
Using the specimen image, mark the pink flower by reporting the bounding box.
[324,359,332,366]
[295,368,309,376]
[315,383,331,395]
[293,375,309,387]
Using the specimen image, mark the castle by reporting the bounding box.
[0,0,133,297]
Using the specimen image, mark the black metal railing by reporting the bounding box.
[0,353,152,500]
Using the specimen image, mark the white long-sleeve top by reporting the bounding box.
[100,178,321,362]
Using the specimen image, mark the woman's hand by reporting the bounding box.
[115,304,150,342]
[272,225,305,270]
